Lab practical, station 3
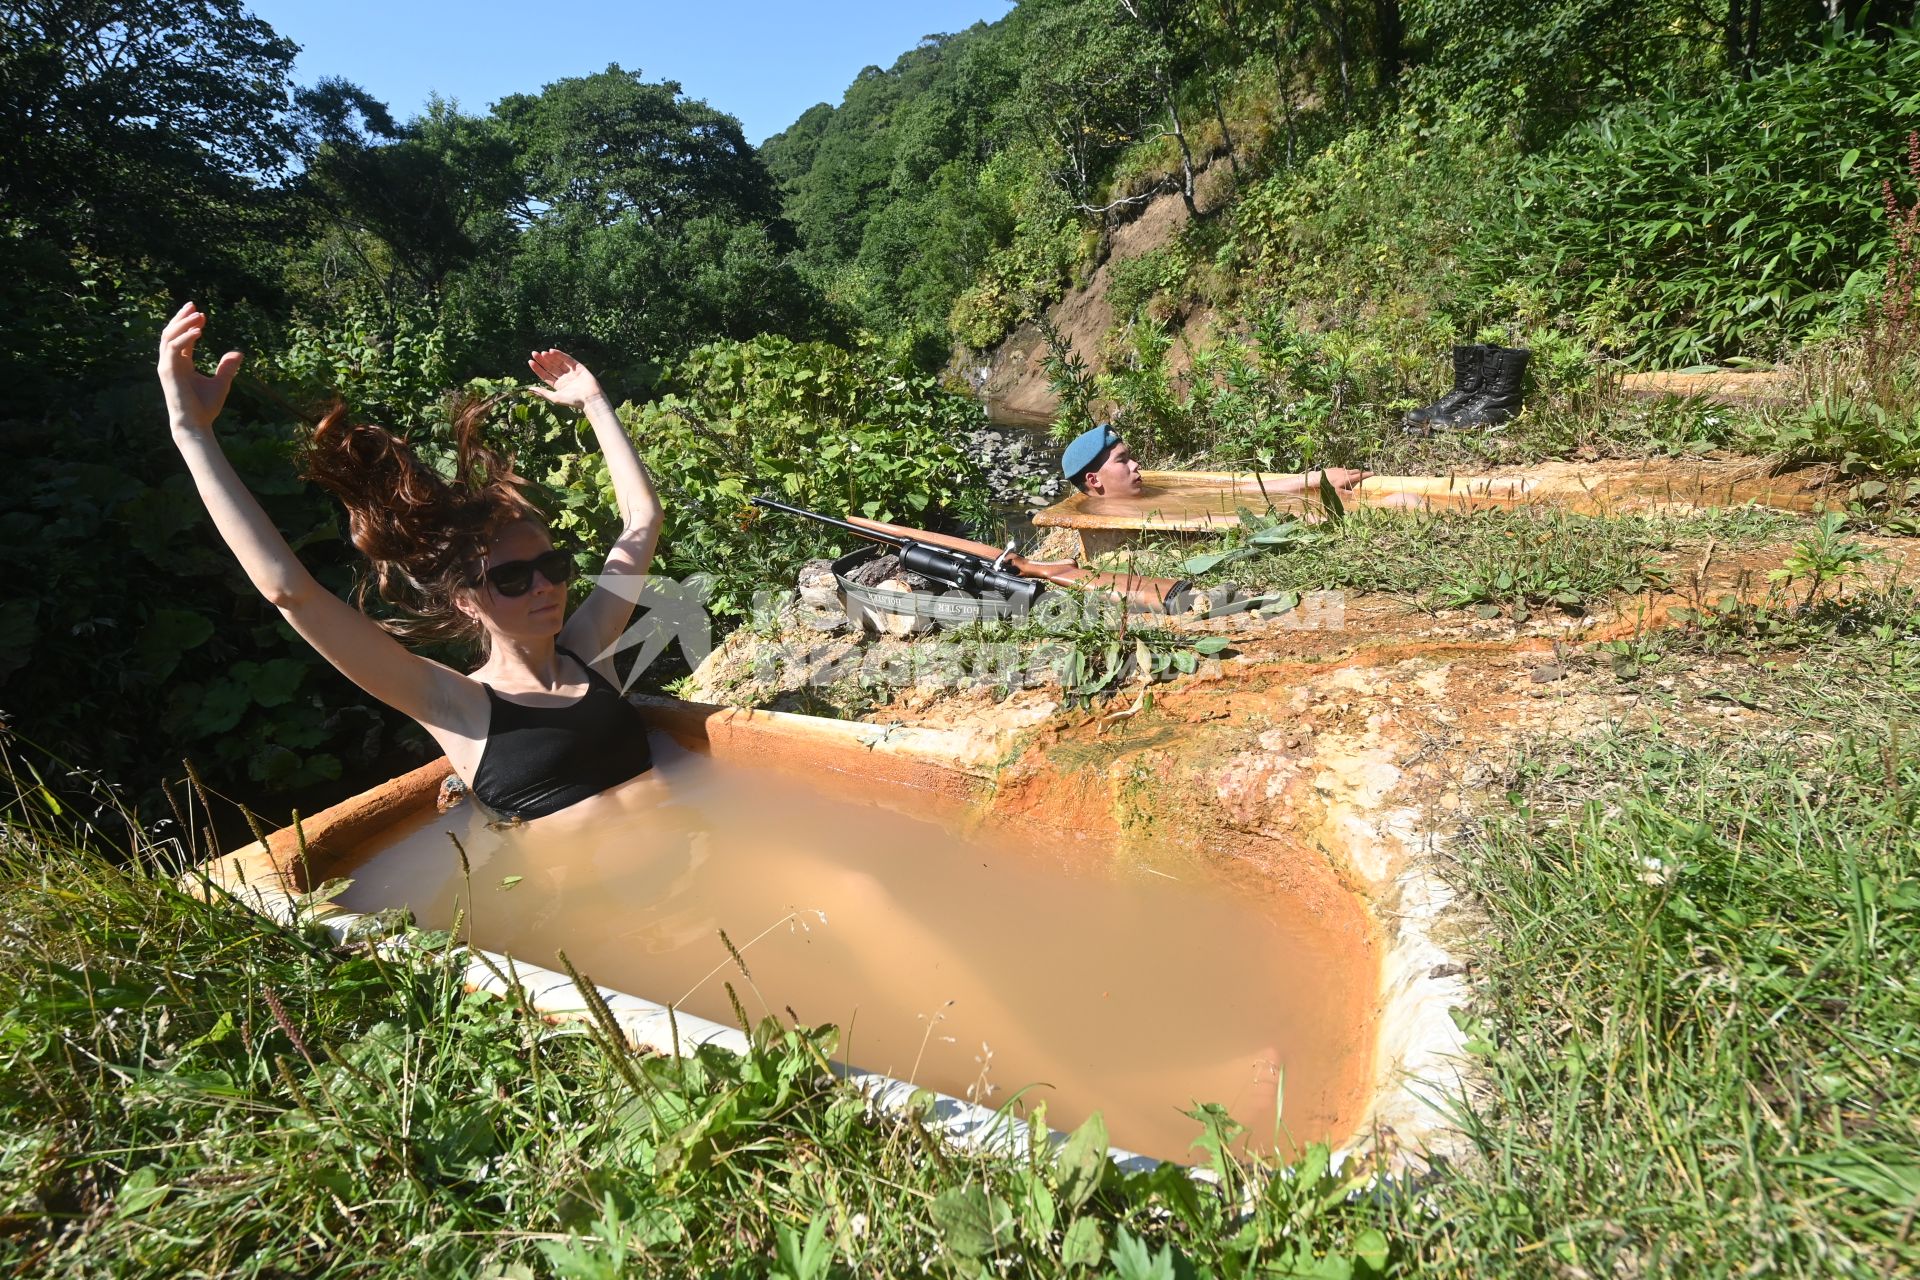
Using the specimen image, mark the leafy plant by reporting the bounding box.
[1766,396,1920,479]
[266,298,454,426]
[619,334,993,621]
[1107,245,1191,321]
[1768,511,1883,608]
[1493,30,1920,365]
[0,280,417,821]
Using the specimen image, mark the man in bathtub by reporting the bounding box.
[1059,423,1372,503]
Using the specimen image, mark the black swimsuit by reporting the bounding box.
[468,646,654,821]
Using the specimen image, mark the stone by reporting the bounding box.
[871,580,935,637]
[796,558,842,611]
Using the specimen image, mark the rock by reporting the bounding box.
[963,421,1063,518]
[796,558,841,610]
[871,581,934,638]
[845,551,933,590]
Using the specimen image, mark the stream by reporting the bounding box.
[969,403,1064,551]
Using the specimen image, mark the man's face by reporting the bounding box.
[1084,439,1144,497]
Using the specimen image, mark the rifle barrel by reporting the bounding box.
[749,496,906,547]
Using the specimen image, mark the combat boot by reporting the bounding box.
[1432,346,1530,430]
[1404,344,1487,434]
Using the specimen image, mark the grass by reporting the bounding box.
[1362,389,1776,478]
[5,586,1920,1277]
[1166,325,1918,497]
[1413,602,1920,1275]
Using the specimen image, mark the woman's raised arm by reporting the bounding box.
[526,349,664,671]
[159,304,480,734]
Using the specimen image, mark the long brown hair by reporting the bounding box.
[303,394,545,650]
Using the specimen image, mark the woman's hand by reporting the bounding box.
[526,348,606,411]
[158,302,243,434]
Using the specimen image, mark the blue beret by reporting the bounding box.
[1060,423,1121,480]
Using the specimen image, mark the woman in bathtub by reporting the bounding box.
[159,302,663,824]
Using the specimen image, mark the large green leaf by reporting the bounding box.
[132,607,215,681]
[237,657,308,708]
[1180,546,1255,575]
[931,1185,1010,1260]
[1055,1110,1109,1212]
[1061,1217,1105,1271]
[185,678,251,738]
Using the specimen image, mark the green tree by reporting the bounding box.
[0,0,305,416]
[481,211,816,379]
[291,84,522,306]
[1013,0,1158,204]
[460,66,813,373]
[283,66,822,380]
[767,57,941,264]
[494,64,783,232]
[762,23,1018,285]
[0,0,299,289]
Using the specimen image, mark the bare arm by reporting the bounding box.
[158,303,482,735]
[525,350,664,673]
[1261,468,1373,494]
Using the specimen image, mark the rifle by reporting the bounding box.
[844,515,1193,614]
[752,497,1193,615]
[752,497,1046,612]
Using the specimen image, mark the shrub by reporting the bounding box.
[1107,244,1192,322]
[1229,117,1520,333]
[0,271,429,820]
[1093,308,1437,469]
[1496,28,1920,365]
[949,161,1090,350]
[615,335,993,620]
[267,299,454,425]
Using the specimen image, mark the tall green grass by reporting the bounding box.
[1496,29,1920,366]
[1131,505,1793,618]
[1416,627,1920,1275]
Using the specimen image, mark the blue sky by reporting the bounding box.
[247,0,1014,143]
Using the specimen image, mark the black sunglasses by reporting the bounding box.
[475,549,577,598]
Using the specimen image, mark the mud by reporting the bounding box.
[212,492,1919,1172]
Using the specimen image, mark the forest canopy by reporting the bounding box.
[3,0,1917,819]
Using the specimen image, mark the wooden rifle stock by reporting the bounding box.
[845,516,1190,614]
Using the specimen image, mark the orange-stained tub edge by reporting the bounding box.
[1033,463,1835,560]
[205,696,1471,1174]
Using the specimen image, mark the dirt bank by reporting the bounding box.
[966,165,1232,423]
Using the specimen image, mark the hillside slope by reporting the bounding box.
[968,162,1237,423]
